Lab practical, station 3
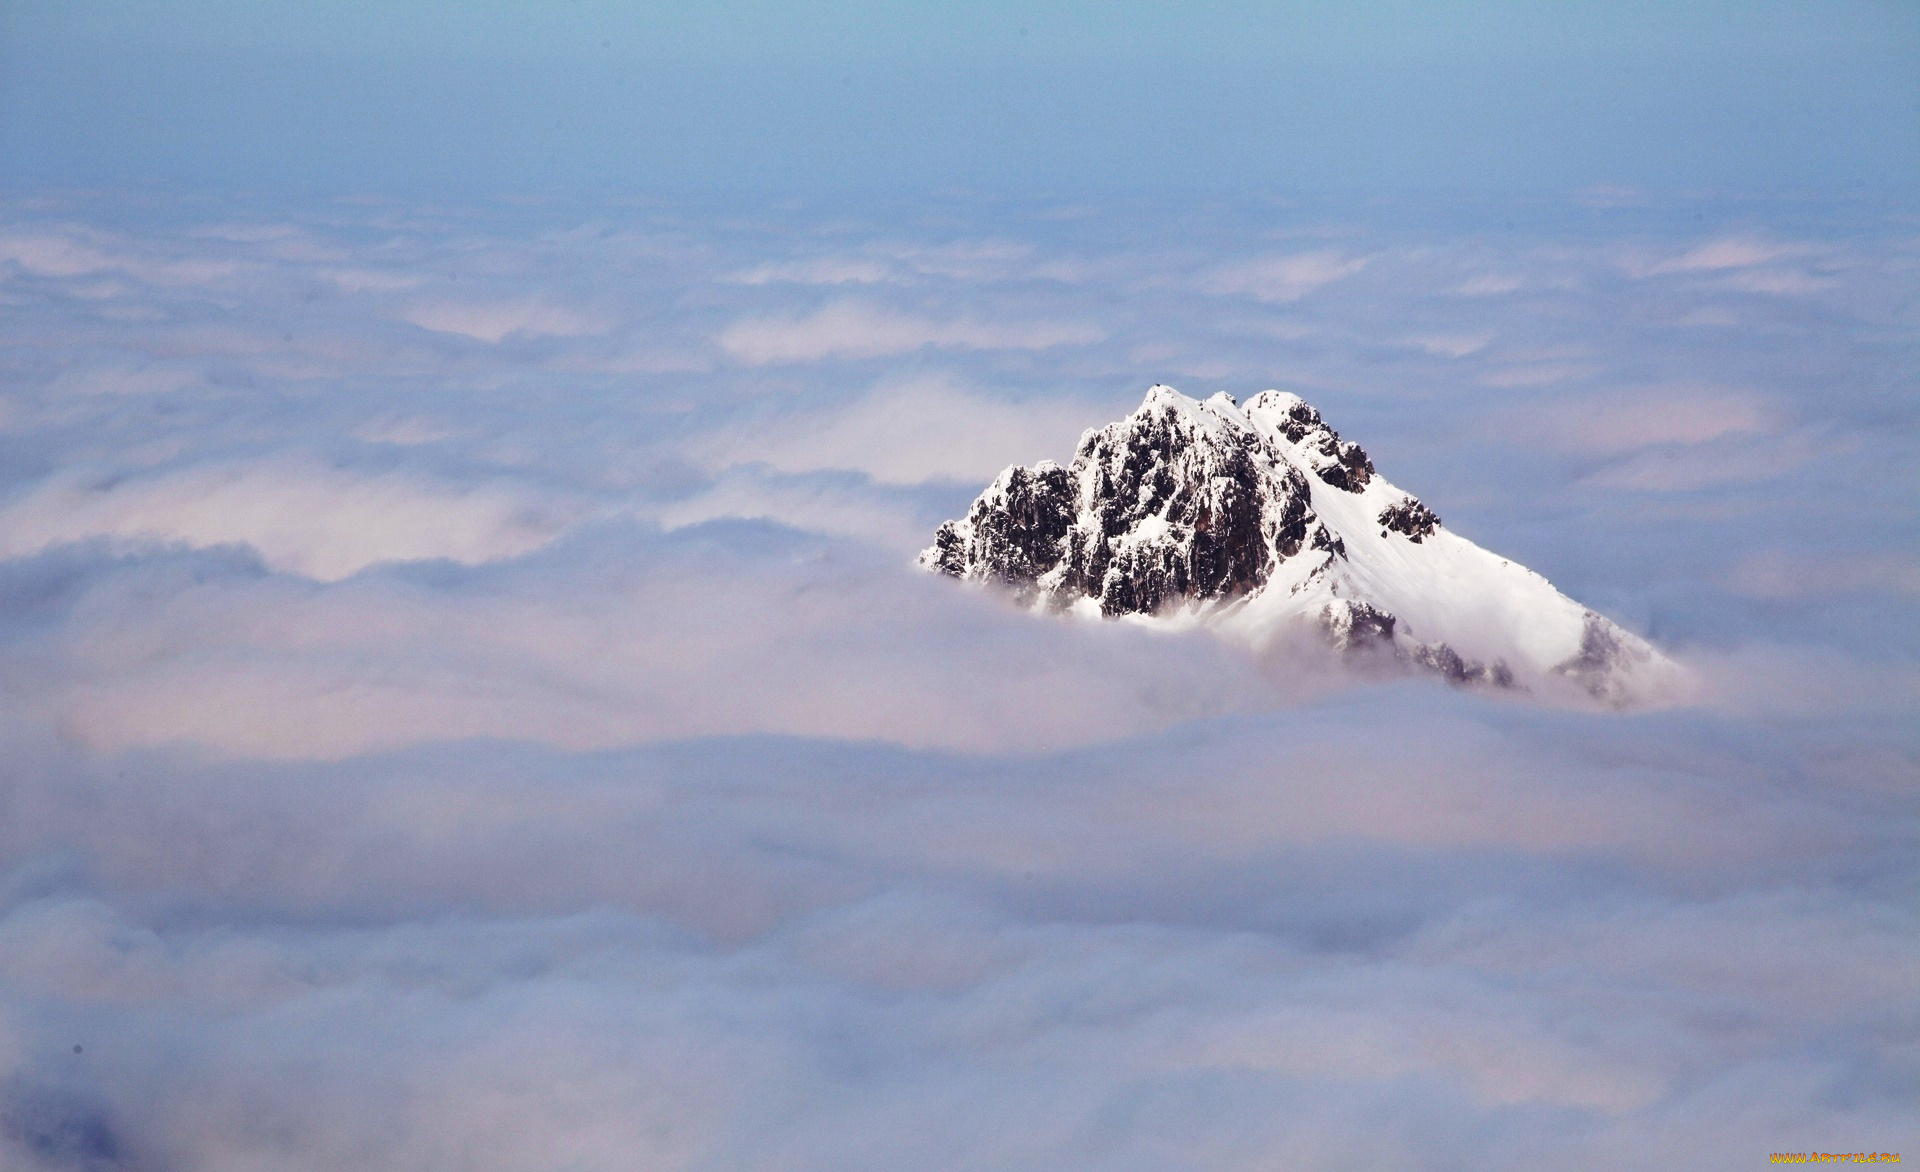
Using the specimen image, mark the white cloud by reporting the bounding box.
[1725,551,1920,601]
[353,416,466,446]
[1,680,1914,1166]
[718,300,1101,364]
[1198,250,1368,302]
[1575,184,1650,209]
[1453,272,1525,295]
[1710,268,1839,295]
[1640,236,1804,275]
[696,377,1102,486]
[1583,429,1840,492]
[1402,331,1494,358]
[0,461,575,580]
[1477,362,1601,388]
[1514,386,1778,455]
[34,538,1284,760]
[0,190,1911,1170]
[1684,643,1920,720]
[322,266,427,294]
[727,256,893,285]
[0,230,119,278]
[400,298,609,342]
[42,360,201,398]
[656,468,933,551]
[1673,306,1741,327]
[1620,236,1840,294]
[0,228,242,285]
[879,237,1034,280]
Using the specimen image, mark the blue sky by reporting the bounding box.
[5,0,1918,194]
[0,5,1917,1170]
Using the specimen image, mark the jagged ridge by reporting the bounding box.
[921,385,1682,706]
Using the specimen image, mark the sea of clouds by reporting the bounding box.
[0,188,1915,1170]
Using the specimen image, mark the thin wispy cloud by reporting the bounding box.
[727,256,895,286]
[1582,428,1843,492]
[0,460,576,580]
[719,299,1102,364]
[399,298,611,343]
[694,376,1107,486]
[1636,235,1808,275]
[1513,386,1779,455]
[1197,250,1369,303]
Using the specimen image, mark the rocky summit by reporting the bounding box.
[921,385,1685,706]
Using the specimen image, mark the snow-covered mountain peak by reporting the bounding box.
[1130,383,1246,438]
[921,384,1687,707]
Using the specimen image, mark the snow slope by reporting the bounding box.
[921,385,1686,706]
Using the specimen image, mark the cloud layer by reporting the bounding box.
[0,460,573,580]
[0,190,1914,1169]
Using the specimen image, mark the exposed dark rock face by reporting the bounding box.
[1379,497,1441,542]
[1260,395,1328,445]
[922,390,1324,617]
[1553,611,1647,705]
[1065,397,1287,613]
[1313,439,1376,493]
[1322,599,1396,652]
[1247,390,1374,492]
[921,384,1669,703]
[1409,641,1516,689]
[1309,523,1347,558]
[932,461,1077,603]
[922,521,970,578]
